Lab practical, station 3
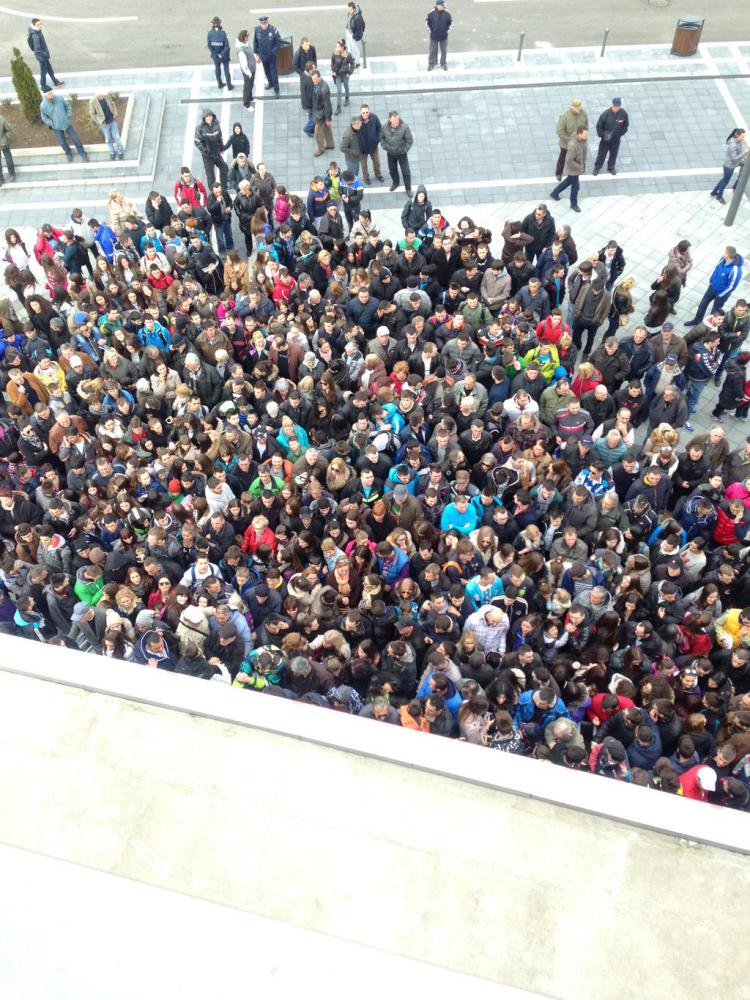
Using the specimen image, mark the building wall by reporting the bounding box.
[0,665,747,999]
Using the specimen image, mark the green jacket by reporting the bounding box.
[0,114,12,148]
[88,94,119,127]
[74,575,104,607]
[556,107,588,150]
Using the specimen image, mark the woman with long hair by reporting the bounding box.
[710,127,748,205]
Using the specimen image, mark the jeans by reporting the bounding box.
[261,57,279,93]
[212,55,231,88]
[594,136,621,171]
[550,173,580,207]
[711,165,736,197]
[344,157,360,176]
[428,38,448,68]
[689,286,731,325]
[387,152,411,191]
[303,107,314,134]
[334,75,350,109]
[0,146,15,180]
[100,120,124,156]
[242,72,255,108]
[214,218,235,254]
[37,57,60,89]
[54,126,86,157]
[685,377,708,417]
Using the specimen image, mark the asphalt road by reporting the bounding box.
[0,0,743,73]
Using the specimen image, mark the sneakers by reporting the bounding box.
[8,173,16,182]
[717,195,727,204]
[684,421,694,432]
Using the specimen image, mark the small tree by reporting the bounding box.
[10,47,41,124]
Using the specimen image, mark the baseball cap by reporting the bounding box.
[71,602,90,622]
[665,353,678,365]
[612,97,622,106]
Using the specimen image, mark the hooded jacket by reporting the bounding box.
[401,185,432,230]
[195,112,224,157]
[134,630,178,669]
[708,253,744,296]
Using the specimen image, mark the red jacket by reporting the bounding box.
[679,765,713,802]
[34,226,64,264]
[174,177,207,208]
[241,524,277,555]
[585,693,635,725]
[536,316,569,345]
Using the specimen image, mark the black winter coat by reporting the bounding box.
[718,359,747,410]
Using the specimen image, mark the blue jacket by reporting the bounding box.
[253,23,282,61]
[643,361,686,402]
[680,494,717,541]
[39,94,72,131]
[440,502,479,535]
[626,722,662,769]
[513,690,569,729]
[138,321,171,352]
[417,673,461,720]
[207,27,230,60]
[465,574,504,611]
[709,253,744,297]
[93,224,118,263]
[377,545,409,585]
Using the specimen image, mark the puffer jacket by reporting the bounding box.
[401,184,431,229]
[194,112,224,156]
[380,119,413,157]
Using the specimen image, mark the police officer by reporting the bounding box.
[593,97,629,176]
[253,16,283,97]
[207,16,233,90]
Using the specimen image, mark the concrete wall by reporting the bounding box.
[0,640,747,999]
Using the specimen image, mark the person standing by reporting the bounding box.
[712,351,750,421]
[684,332,723,430]
[593,97,629,175]
[331,39,354,115]
[300,61,317,137]
[0,113,17,185]
[554,99,587,181]
[194,110,228,189]
[345,3,366,68]
[310,70,334,158]
[426,0,452,72]
[549,126,588,213]
[341,116,363,176]
[686,247,745,326]
[254,16,282,97]
[293,37,317,76]
[39,86,88,161]
[207,16,233,90]
[381,110,413,194]
[710,128,748,205]
[358,105,384,184]
[235,30,256,110]
[88,93,125,161]
[27,18,63,90]
[207,181,235,255]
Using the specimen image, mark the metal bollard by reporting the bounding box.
[517,32,525,62]
[600,28,610,57]
[724,155,750,226]
[362,39,367,69]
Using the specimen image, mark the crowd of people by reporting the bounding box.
[1,20,749,815]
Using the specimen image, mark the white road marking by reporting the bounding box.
[252,89,265,164]
[699,43,748,130]
[181,68,202,171]
[0,4,137,21]
[249,5,347,11]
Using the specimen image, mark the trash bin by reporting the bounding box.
[671,16,704,57]
[276,34,294,75]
